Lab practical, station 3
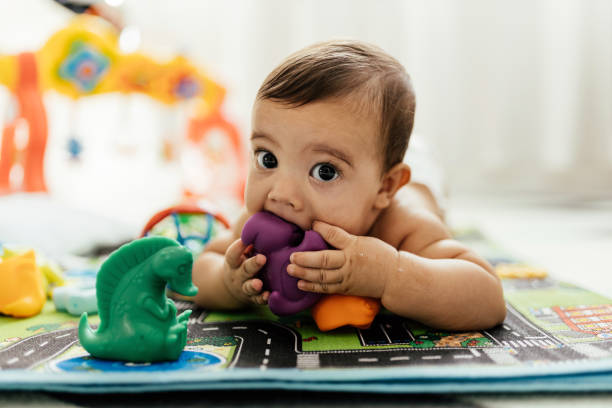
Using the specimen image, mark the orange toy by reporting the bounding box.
[0,52,48,194]
[0,250,46,317]
[311,294,381,332]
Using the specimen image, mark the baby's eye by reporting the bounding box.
[256,150,278,169]
[311,163,339,182]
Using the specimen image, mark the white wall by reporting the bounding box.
[1,0,611,222]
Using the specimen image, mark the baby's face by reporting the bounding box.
[245,98,385,235]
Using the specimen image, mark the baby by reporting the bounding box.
[191,40,506,331]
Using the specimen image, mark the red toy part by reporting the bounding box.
[0,52,48,194]
[140,203,230,238]
[187,111,246,202]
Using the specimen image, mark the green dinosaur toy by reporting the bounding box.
[79,237,198,362]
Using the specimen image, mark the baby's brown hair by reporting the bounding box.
[256,40,416,173]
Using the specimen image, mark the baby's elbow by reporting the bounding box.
[492,300,507,327]
[485,292,507,329]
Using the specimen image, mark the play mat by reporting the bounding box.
[1,228,612,394]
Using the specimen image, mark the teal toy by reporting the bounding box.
[78,237,198,362]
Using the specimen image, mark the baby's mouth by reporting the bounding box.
[263,208,311,231]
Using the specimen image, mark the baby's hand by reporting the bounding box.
[223,239,270,306]
[287,221,398,298]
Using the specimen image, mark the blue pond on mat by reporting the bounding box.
[54,351,222,372]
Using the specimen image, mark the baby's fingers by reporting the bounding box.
[252,290,270,305]
[290,250,345,269]
[242,278,263,296]
[225,239,248,269]
[287,265,344,285]
[239,254,266,280]
[242,279,270,305]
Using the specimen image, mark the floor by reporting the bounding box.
[2,389,612,407]
[447,193,612,297]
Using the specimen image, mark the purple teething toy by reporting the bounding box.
[241,211,328,316]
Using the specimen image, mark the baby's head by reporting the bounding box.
[245,40,416,235]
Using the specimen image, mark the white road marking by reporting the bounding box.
[23,349,34,357]
[202,327,219,331]
[502,325,511,330]
[454,355,473,359]
[259,365,268,370]
[6,358,18,365]
[266,338,271,345]
[390,356,410,361]
[517,340,526,347]
[484,348,519,364]
[262,358,269,365]
[512,331,522,337]
[257,329,268,335]
[522,340,533,346]
[470,349,481,357]
[39,342,48,347]
[422,355,441,360]
[55,333,71,339]
[265,349,270,356]
[358,358,379,362]
[380,324,392,344]
[509,341,519,348]
[232,326,247,330]
[297,354,320,369]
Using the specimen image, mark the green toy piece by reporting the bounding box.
[78,237,198,362]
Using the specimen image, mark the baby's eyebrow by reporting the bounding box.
[251,131,279,146]
[310,144,353,167]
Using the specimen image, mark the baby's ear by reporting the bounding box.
[374,163,411,210]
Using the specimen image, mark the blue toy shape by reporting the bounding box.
[53,285,97,316]
[241,211,328,316]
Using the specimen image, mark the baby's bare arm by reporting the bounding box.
[381,210,506,330]
[191,230,242,309]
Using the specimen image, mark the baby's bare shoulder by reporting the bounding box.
[370,199,451,252]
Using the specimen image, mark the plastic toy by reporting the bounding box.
[141,203,230,255]
[53,285,97,316]
[0,250,46,317]
[311,294,381,331]
[2,247,66,298]
[241,211,327,316]
[0,15,245,201]
[0,52,48,194]
[495,263,548,279]
[78,237,198,362]
[241,212,381,330]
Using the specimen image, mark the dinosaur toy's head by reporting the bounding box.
[152,246,198,297]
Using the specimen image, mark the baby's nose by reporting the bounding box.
[268,175,303,210]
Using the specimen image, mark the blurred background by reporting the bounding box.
[0,0,610,293]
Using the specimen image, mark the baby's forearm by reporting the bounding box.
[191,252,246,310]
[381,251,506,331]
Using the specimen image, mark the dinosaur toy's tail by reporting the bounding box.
[78,312,103,357]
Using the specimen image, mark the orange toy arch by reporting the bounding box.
[186,111,246,202]
[0,53,48,194]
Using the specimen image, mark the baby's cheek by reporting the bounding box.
[244,183,265,213]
